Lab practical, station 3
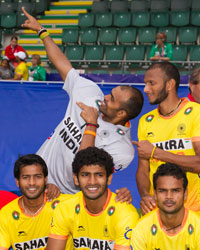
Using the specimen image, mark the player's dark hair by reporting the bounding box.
[153,163,188,191]
[120,85,144,122]
[189,67,200,85]
[72,147,114,177]
[14,154,48,180]
[147,62,180,91]
[11,35,18,41]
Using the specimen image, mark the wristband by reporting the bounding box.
[83,130,96,137]
[40,31,50,40]
[150,146,157,159]
[86,123,99,128]
[38,27,47,35]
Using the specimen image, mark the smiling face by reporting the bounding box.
[73,164,112,201]
[144,68,169,105]
[154,176,187,215]
[99,86,132,123]
[15,164,47,200]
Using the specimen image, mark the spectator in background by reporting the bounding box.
[13,51,28,81]
[28,54,46,81]
[188,67,200,104]
[0,57,14,80]
[5,35,28,68]
[150,32,173,62]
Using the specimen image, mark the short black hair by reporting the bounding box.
[189,67,200,85]
[72,147,114,177]
[14,154,48,180]
[153,163,188,191]
[147,62,180,91]
[120,86,144,122]
[11,35,18,41]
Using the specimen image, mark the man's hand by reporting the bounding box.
[21,7,42,32]
[115,187,132,204]
[133,140,155,160]
[140,194,156,215]
[45,183,61,201]
[77,102,98,124]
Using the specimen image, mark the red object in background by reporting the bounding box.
[0,190,18,209]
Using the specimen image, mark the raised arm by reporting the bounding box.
[21,7,72,81]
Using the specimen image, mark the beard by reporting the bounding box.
[150,85,168,105]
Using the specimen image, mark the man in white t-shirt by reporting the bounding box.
[22,8,144,200]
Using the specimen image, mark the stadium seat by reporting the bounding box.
[110,1,129,13]
[62,28,79,44]
[95,12,112,27]
[0,2,17,14]
[138,27,157,44]
[80,27,98,44]
[118,27,137,44]
[146,45,153,60]
[190,45,200,61]
[1,13,17,28]
[91,1,109,13]
[65,45,84,67]
[191,0,200,26]
[105,45,124,67]
[170,0,190,26]
[17,12,27,28]
[178,27,198,44]
[85,45,104,67]
[17,2,35,15]
[130,1,150,27]
[78,13,95,28]
[99,27,117,44]
[126,45,145,67]
[150,0,169,27]
[158,27,177,43]
[33,0,48,14]
[113,12,131,27]
[172,45,188,61]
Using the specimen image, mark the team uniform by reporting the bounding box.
[14,61,28,81]
[131,208,200,250]
[138,97,200,211]
[37,68,134,194]
[49,189,139,250]
[0,194,72,250]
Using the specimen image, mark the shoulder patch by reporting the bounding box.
[51,200,60,209]
[188,224,194,235]
[12,211,20,220]
[116,128,125,135]
[146,115,154,122]
[184,107,193,115]
[151,224,157,235]
[75,204,80,214]
[96,99,102,108]
[108,206,115,216]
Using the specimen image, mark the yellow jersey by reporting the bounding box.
[15,61,28,80]
[50,189,139,250]
[138,98,200,211]
[0,194,72,250]
[131,208,200,250]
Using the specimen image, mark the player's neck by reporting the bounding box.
[159,207,185,233]
[84,190,108,214]
[20,193,45,215]
[158,95,181,117]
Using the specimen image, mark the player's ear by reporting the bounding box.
[117,109,127,120]
[166,78,176,92]
[15,178,19,187]
[184,188,188,201]
[107,174,113,185]
[73,174,79,186]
